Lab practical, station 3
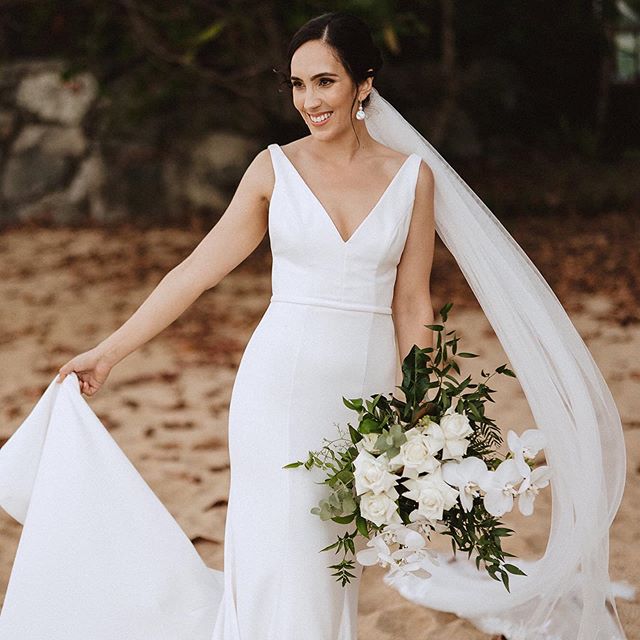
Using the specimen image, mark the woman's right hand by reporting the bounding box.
[56,347,113,397]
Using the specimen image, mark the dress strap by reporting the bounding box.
[407,153,423,198]
[267,143,282,178]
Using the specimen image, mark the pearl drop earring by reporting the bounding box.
[355,101,366,120]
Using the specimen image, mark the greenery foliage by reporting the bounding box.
[1,0,637,161]
[284,302,529,591]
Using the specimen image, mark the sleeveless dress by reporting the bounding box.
[0,145,423,640]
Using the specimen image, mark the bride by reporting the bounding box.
[0,10,633,640]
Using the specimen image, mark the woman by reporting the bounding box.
[67,12,433,640]
[0,10,631,640]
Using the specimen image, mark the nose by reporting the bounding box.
[303,86,322,111]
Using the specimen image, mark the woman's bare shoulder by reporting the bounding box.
[374,142,411,164]
[279,136,313,162]
[242,146,276,202]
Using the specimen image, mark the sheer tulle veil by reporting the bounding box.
[364,86,635,638]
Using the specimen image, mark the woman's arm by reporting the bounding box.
[58,147,274,388]
[391,159,436,364]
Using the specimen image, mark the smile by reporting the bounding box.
[308,111,333,125]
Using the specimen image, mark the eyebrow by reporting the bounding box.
[289,72,339,81]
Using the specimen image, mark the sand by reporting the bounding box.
[0,219,637,638]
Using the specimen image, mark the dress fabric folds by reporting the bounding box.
[0,144,423,640]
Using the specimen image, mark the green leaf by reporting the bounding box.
[332,513,356,524]
[457,352,478,358]
[493,527,515,536]
[467,402,483,421]
[336,469,354,485]
[282,461,303,468]
[359,417,381,434]
[356,515,369,537]
[503,563,527,576]
[346,537,355,554]
[319,539,340,552]
[501,570,511,592]
[343,397,364,411]
[439,301,453,321]
[189,20,225,47]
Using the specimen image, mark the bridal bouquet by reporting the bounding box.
[284,302,551,591]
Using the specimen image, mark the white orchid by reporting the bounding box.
[441,457,490,512]
[407,511,449,538]
[507,428,546,477]
[387,549,434,580]
[480,458,523,517]
[517,465,552,516]
[353,449,397,496]
[356,525,437,579]
[406,509,447,538]
[355,533,396,567]
[402,466,459,522]
[388,428,440,478]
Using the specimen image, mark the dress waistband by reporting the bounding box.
[269,294,392,315]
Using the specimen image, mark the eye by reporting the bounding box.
[290,78,333,89]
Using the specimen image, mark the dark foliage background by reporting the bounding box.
[1,0,639,215]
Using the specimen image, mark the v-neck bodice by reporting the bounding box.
[266,143,422,315]
[273,144,416,245]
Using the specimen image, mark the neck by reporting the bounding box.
[307,120,377,163]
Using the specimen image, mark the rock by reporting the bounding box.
[12,124,86,156]
[2,152,70,202]
[15,191,82,224]
[163,156,227,212]
[101,142,170,223]
[68,154,104,204]
[191,132,259,188]
[2,125,87,201]
[16,70,97,125]
[165,131,261,213]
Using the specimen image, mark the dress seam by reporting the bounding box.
[266,303,311,640]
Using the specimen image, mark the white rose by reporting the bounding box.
[359,491,402,527]
[442,437,470,460]
[402,437,431,466]
[440,408,473,440]
[423,421,445,455]
[402,467,459,522]
[439,408,473,461]
[389,431,440,478]
[415,486,446,521]
[353,449,397,496]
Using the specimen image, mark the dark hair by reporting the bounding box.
[275,12,383,142]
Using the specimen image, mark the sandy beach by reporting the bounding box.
[0,215,637,638]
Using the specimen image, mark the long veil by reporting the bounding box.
[364,86,635,638]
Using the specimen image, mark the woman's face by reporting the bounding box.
[289,39,371,139]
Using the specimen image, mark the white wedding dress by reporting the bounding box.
[0,144,424,639]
